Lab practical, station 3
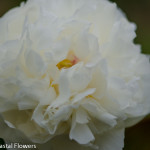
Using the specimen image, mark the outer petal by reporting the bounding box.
[36,128,124,150]
[0,115,37,150]
[82,100,117,127]
[88,64,107,100]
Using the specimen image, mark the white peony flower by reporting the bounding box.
[0,0,150,149]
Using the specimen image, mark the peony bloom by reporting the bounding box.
[0,0,150,149]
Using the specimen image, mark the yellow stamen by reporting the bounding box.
[49,79,54,87]
[52,84,59,95]
[41,74,46,79]
[86,95,97,100]
[49,79,59,95]
[56,59,73,70]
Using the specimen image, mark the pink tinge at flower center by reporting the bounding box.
[57,51,80,69]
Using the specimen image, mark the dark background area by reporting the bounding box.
[0,0,150,150]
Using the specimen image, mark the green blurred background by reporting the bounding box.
[0,0,150,150]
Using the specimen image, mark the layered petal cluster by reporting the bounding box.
[0,0,150,149]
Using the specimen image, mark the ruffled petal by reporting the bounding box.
[36,128,124,150]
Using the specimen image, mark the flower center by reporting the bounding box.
[57,59,73,69]
[57,51,79,70]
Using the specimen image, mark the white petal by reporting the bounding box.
[18,98,37,110]
[39,87,56,105]
[88,64,107,99]
[52,105,73,122]
[50,69,70,107]
[76,108,89,124]
[70,123,95,145]
[67,63,92,92]
[32,105,45,127]
[69,113,94,144]
[34,128,124,150]
[52,39,70,63]
[108,76,136,110]
[72,88,96,104]
[25,50,46,77]
[82,100,116,126]
[73,31,91,60]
